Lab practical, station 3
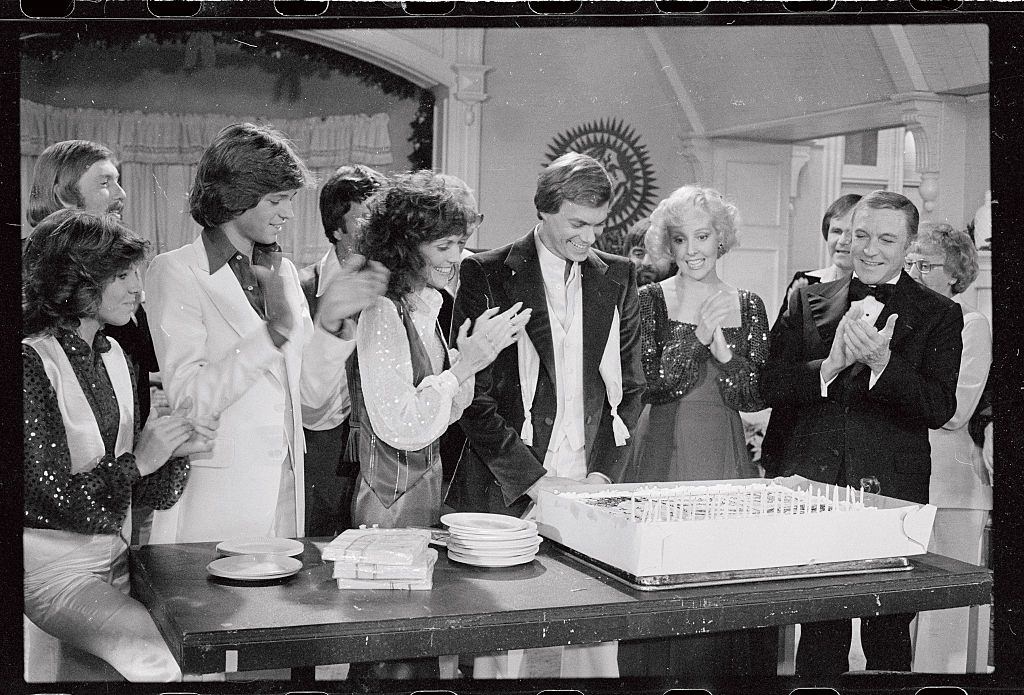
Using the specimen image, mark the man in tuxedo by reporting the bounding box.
[760,190,963,674]
[298,164,386,536]
[447,152,645,678]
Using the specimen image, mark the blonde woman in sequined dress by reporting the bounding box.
[619,186,773,678]
[22,210,216,681]
[626,185,769,485]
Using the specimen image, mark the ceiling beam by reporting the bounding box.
[870,25,930,94]
[643,27,705,136]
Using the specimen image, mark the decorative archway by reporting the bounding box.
[280,28,489,238]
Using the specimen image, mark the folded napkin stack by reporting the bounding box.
[323,527,438,590]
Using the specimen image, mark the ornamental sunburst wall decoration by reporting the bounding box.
[545,118,658,255]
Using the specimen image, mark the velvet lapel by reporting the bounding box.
[189,236,265,340]
[806,277,850,356]
[504,232,556,383]
[879,271,918,348]
[581,251,614,444]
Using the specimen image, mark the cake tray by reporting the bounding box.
[550,541,911,591]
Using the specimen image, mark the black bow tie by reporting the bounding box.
[848,277,895,304]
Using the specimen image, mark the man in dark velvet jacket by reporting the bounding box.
[446,152,645,520]
[760,190,963,675]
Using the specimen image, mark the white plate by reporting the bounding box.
[207,554,302,581]
[450,528,540,544]
[447,549,538,567]
[216,537,304,557]
[447,538,542,556]
[441,512,533,534]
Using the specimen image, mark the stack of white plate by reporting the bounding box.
[207,536,304,581]
[440,512,542,567]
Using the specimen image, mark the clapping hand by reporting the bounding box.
[169,397,218,459]
[821,308,858,382]
[451,302,532,383]
[786,276,809,306]
[844,312,898,374]
[316,253,390,336]
[696,291,735,363]
[134,397,215,476]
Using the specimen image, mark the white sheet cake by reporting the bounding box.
[534,476,936,577]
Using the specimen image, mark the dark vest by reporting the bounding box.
[344,298,450,509]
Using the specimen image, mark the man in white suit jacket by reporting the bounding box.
[146,123,388,543]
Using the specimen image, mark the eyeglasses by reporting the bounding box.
[469,213,485,228]
[903,259,945,274]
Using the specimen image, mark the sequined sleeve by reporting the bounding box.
[23,345,140,533]
[356,296,470,451]
[639,283,707,405]
[715,290,769,412]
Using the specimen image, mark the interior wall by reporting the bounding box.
[788,143,829,283]
[964,95,991,226]
[478,27,691,250]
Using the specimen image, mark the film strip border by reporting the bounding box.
[9,0,997,21]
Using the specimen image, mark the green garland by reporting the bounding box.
[21,30,433,169]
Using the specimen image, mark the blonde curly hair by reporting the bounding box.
[644,185,740,263]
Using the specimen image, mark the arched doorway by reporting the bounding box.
[280,28,489,243]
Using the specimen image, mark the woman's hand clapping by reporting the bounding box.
[451,302,531,383]
[134,397,218,476]
[695,290,734,363]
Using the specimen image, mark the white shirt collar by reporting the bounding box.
[534,226,576,284]
[315,248,343,297]
[852,271,900,286]
[408,285,444,319]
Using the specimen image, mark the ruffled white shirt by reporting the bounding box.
[355,287,474,451]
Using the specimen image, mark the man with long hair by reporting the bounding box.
[145,123,388,544]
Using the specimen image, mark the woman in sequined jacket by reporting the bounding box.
[625,185,769,484]
[22,209,216,682]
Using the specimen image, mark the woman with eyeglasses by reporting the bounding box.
[904,223,992,673]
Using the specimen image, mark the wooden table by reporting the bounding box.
[130,539,991,676]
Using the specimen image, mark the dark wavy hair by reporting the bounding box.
[319,164,386,242]
[27,140,116,228]
[358,170,471,302]
[820,193,862,241]
[23,209,148,336]
[852,190,920,243]
[534,151,612,219]
[189,123,315,229]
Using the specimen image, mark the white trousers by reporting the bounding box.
[913,508,989,673]
[23,529,180,682]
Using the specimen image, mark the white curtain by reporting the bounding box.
[20,99,394,266]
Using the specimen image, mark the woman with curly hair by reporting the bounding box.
[349,171,530,530]
[22,209,216,681]
[627,185,769,485]
[907,223,992,673]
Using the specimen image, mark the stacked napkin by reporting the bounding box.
[322,528,438,590]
